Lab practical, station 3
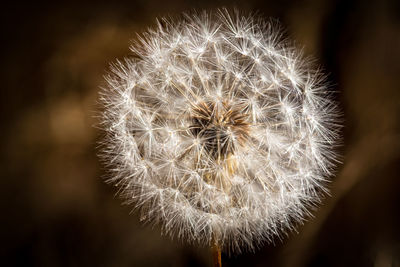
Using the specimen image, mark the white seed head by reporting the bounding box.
[99,9,341,252]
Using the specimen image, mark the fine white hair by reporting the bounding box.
[99,9,341,253]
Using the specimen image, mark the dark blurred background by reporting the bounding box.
[1,0,399,266]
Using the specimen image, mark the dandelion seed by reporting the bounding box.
[99,9,341,255]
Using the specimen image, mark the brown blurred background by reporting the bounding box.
[1,0,399,266]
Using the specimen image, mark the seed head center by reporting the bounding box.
[190,101,250,159]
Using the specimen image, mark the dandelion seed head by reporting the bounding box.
[99,9,341,252]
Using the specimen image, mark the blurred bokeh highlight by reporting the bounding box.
[2,0,399,266]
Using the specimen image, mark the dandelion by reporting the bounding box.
[99,8,340,259]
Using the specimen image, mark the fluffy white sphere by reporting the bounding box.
[99,9,340,252]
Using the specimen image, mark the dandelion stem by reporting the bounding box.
[212,243,222,267]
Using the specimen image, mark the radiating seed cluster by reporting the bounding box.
[99,9,341,252]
